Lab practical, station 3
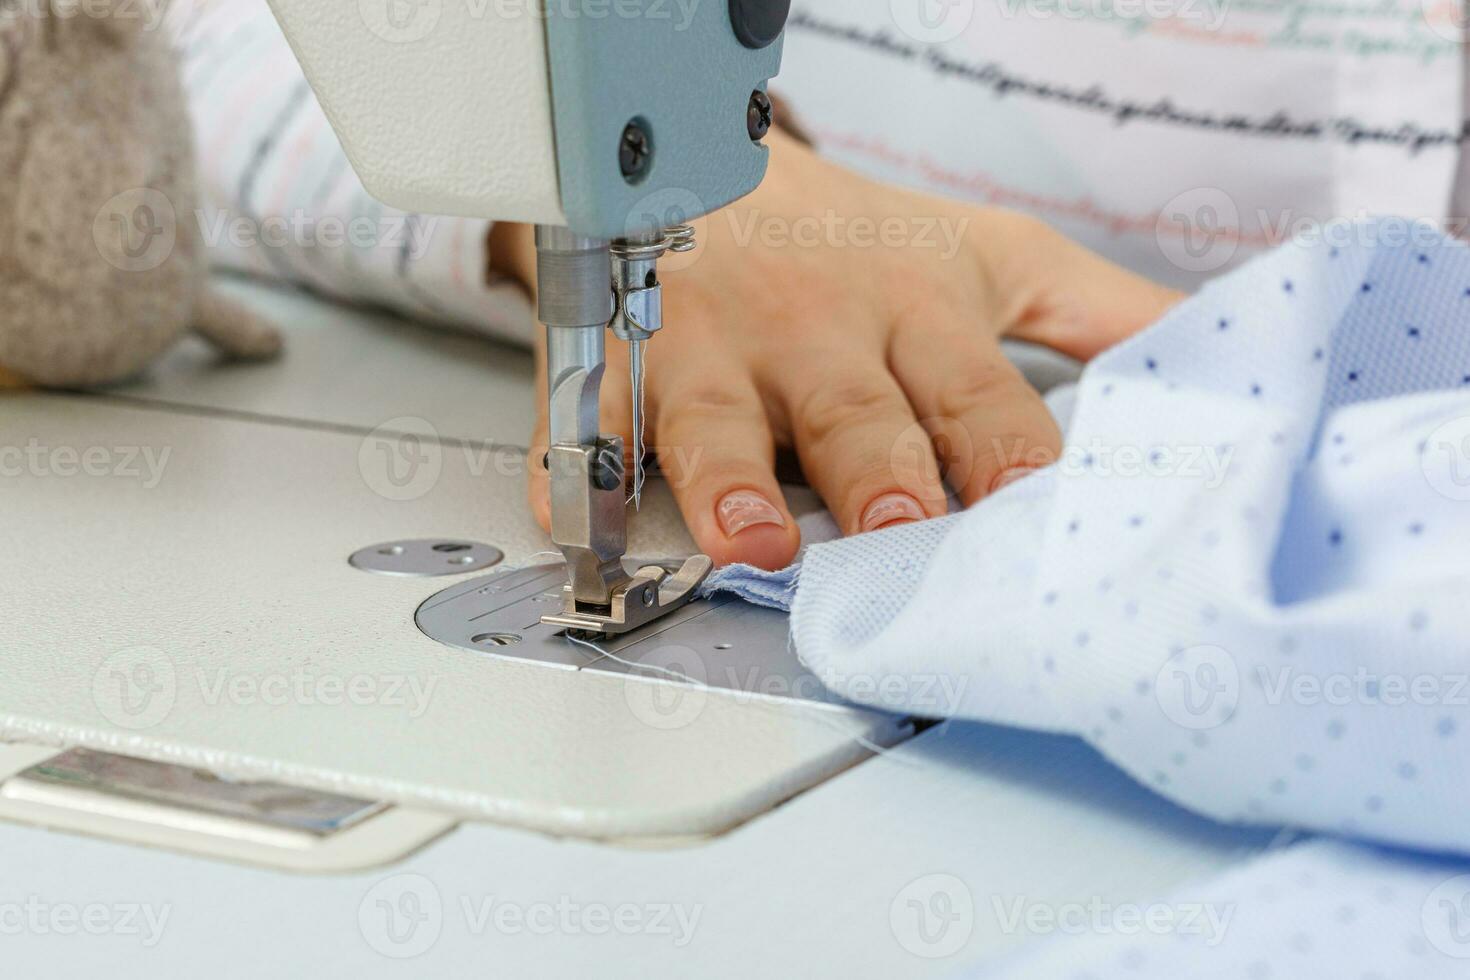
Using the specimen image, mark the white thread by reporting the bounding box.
[565,634,701,685]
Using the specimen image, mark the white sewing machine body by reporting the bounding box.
[266,0,565,225]
[264,0,783,237]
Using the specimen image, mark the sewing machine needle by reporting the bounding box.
[629,338,646,510]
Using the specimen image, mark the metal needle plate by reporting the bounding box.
[415,562,853,709]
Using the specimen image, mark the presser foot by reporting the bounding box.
[540,555,714,640]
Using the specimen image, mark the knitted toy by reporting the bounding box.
[0,0,280,389]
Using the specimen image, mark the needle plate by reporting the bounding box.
[415,561,852,709]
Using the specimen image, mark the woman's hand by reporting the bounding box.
[493,128,1182,570]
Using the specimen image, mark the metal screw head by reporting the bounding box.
[591,442,626,493]
[619,120,653,183]
[747,90,773,143]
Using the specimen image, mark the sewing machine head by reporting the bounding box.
[264,0,787,238]
[266,0,791,636]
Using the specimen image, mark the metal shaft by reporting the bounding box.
[532,224,711,637]
[534,226,628,608]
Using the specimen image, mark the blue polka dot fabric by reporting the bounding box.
[709,224,1470,973]
[974,839,1470,979]
[739,223,1470,856]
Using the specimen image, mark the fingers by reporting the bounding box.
[651,349,800,571]
[773,348,949,536]
[528,333,798,571]
[888,322,1061,507]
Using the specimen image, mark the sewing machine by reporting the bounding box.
[267,0,789,636]
[0,4,1276,975]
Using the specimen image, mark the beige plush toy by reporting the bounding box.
[0,0,280,389]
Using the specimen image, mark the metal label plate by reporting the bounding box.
[16,748,385,837]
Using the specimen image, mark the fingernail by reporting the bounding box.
[990,466,1038,494]
[717,490,787,537]
[861,493,927,533]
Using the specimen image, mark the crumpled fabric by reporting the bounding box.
[708,225,1470,858]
